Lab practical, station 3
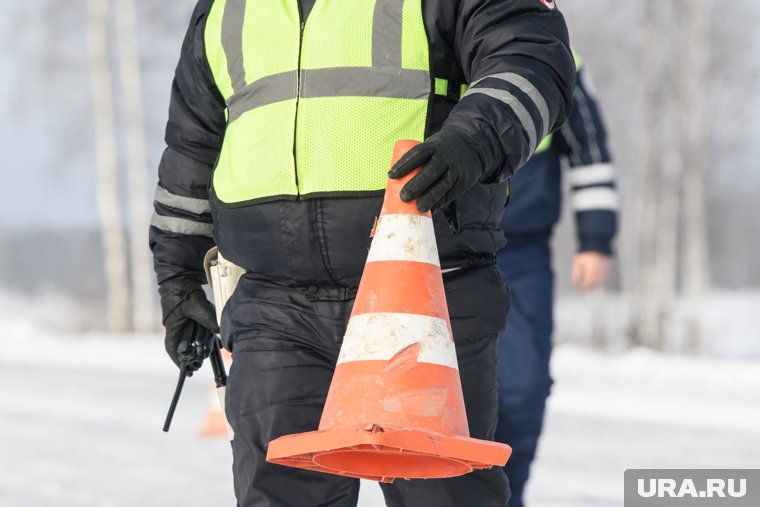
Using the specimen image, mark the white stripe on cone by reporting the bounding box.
[367,214,440,266]
[338,313,458,369]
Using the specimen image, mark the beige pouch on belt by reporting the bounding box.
[203,246,248,326]
[202,247,244,439]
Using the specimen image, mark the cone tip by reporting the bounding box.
[384,140,428,217]
[391,140,421,166]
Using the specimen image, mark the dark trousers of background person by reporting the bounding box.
[222,265,511,507]
[495,234,554,507]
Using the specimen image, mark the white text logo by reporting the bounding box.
[637,478,747,499]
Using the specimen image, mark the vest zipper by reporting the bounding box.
[292,4,306,197]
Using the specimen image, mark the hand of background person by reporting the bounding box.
[388,127,484,213]
[572,252,612,293]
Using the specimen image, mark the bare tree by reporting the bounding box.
[655,20,685,351]
[627,0,713,353]
[627,0,668,349]
[115,0,158,332]
[86,0,130,332]
[679,0,712,355]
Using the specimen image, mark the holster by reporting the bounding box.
[203,246,248,327]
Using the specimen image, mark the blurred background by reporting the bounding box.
[0,1,758,506]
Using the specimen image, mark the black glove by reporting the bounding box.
[388,127,485,213]
[158,276,219,372]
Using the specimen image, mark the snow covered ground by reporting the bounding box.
[552,291,760,359]
[1,323,759,506]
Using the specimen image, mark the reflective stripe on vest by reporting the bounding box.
[205,0,432,204]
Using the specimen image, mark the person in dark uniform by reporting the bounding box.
[495,54,619,507]
[150,1,575,505]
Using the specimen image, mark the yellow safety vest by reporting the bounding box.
[204,0,439,204]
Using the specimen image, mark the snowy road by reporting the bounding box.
[1,334,759,507]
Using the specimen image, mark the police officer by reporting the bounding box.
[494,54,619,507]
[150,0,574,505]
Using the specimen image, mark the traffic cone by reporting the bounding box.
[266,140,511,482]
[200,349,233,437]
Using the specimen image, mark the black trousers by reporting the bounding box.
[222,265,511,507]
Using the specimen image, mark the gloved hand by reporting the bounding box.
[388,127,485,213]
[158,275,219,372]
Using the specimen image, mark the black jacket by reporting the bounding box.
[501,66,618,254]
[150,0,574,287]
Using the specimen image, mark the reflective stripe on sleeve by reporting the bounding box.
[470,72,550,137]
[573,86,604,163]
[150,212,214,237]
[572,187,620,212]
[463,87,538,154]
[568,163,616,187]
[154,185,211,215]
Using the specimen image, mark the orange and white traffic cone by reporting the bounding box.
[266,140,511,482]
[200,349,233,438]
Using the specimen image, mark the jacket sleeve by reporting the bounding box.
[553,66,619,255]
[149,0,227,285]
[444,0,575,183]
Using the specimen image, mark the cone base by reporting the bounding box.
[267,425,511,483]
[200,412,228,438]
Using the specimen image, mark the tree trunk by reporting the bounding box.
[627,0,667,349]
[679,0,712,355]
[655,22,685,352]
[115,0,158,332]
[86,0,130,332]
